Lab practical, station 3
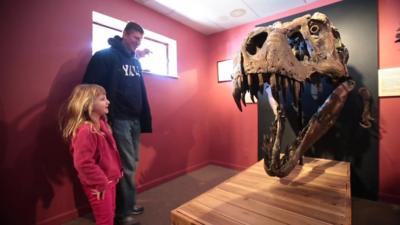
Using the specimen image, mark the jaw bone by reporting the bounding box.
[263,80,354,177]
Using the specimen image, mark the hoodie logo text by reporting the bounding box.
[122,65,141,77]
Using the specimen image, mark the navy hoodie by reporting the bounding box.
[83,36,152,132]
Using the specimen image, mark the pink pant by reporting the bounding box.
[83,182,116,225]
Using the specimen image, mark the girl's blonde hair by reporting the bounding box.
[60,84,106,141]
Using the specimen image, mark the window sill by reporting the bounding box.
[143,71,179,79]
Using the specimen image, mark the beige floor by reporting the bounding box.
[63,164,400,225]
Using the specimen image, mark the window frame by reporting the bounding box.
[92,11,178,78]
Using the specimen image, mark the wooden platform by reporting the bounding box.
[171,157,351,225]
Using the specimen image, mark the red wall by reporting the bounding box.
[378,0,400,204]
[0,0,210,224]
[0,0,399,224]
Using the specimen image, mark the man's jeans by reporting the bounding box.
[112,119,141,217]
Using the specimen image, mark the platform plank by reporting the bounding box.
[171,157,351,225]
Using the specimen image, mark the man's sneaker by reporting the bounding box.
[115,215,140,225]
[130,205,144,215]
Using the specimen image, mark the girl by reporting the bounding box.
[61,84,122,225]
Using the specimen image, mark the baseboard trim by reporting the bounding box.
[379,192,400,204]
[209,160,248,170]
[37,205,90,225]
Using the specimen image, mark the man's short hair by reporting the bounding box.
[124,22,144,34]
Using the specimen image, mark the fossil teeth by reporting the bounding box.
[247,74,252,86]
[238,75,243,88]
[270,73,282,106]
[293,81,301,109]
[282,77,289,103]
[270,73,277,98]
[241,92,247,107]
[233,86,242,111]
[258,73,264,87]
[250,94,256,103]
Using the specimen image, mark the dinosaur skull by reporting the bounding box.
[233,12,349,109]
[232,12,361,177]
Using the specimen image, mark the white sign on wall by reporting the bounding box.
[378,67,400,97]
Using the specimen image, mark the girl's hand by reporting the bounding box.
[91,181,112,200]
[91,189,105,200]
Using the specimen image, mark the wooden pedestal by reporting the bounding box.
[171,157,351,225]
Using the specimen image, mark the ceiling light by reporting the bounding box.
[230,8,246,18]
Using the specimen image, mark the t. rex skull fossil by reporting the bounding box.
[232,12,372,177]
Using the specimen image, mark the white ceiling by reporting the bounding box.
[134,0,321,35]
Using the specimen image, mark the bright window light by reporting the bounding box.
[139,38,168,75]
[92,11,178,77]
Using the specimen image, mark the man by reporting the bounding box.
[83,22,152,225]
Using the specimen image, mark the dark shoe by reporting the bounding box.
[130,205,144,215]
[115,215,140,225]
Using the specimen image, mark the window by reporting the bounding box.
[92,11,178,77]
[140,36,169,76]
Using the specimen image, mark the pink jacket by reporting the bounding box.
[71,119,122,191]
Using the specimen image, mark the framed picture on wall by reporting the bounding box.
[217,59,233,82]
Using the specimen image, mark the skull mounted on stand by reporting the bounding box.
[232,12,373,177]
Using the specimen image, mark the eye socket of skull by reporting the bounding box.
[246,32,268,55]
[287,31,311,61]
[331,28,341,39]
[331,28,349,63]
[308,20,324,35]
[310,25,319,34]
